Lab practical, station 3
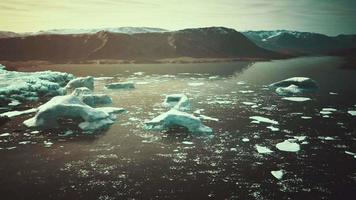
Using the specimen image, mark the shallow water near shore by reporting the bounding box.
[1,56,356,200]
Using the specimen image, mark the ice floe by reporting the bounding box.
[347,110,356,116]
[23,91,125,132]
[188,82,204,87]
[255,145,273,154]
[282,97,311,102]
[276,140,300,152]
[271,170,284,180]
[270,77,318,96]
[144,109,212,135]
[64,76,94,92]
[105,81,135,89]
[249,116,279,125]
[163,94,190,111]
[345,151,356,158]
[0,64,74,102]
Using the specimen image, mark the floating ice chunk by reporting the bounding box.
[8,100,21,106]
[0,64,74,102]
[318,136,336,141]
[345,151,356,158]
[105,81,135,89]
[347,111,356,116]
[282,97,311,102]
[43,141,53,148]
[65,76,94,91]
[188,82,204,87]
[144,109,213,135]
[320,108,337,115]
[276,140,300,152]
[163,94,190,111]
[329,92,338,95]
[301,116,312,119]
[208,100,233,105]
[322,108,337,112]
[0,108,37,118]
[71,87,112,106]
[0,133,10,137]
[242,102,256,106]
[182,141,194,145]
[249,116,279,125]
[198,114,219,122]
[23,93,125,132]
[255,145,273,154]
[94,77,114,81]
[239,90,254,94]
[237,81,246,85]
[267,126,279,132]
[242,138,250,142]
[133,72,145,76]
[293,136,306,141]
[270,77,318,96]
[271,170,284,180]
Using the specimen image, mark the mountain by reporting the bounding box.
[34,27,169,35]
[242,30,356,55]
[0,31,21,39]
[0,27,284,63]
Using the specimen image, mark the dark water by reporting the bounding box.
[1,56,356,200]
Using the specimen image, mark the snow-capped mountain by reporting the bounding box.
[34,27,169,35]
[242,30,356,54]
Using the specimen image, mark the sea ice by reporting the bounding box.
[0,64,74,102]
[0,108,37,118]
[64,76,94,92]
[23,92,125,132]
[282,97,311,102]
[188,82,204,87]
[249,116,279,125]
[276,140,300,152]
[105,81,135,89]
[347,110,356,116]
[144,109,213,134]
[271,170,284,180]
[267,126,279,131]
[255,145,273,154]
[163,94,190,111]
[270,77,318,96]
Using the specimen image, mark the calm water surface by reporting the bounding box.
[1,56,356,200]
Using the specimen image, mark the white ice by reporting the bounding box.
[163,94,190,111]
[282,97,311,102]
[271,170,284,180]
[255,145,273,154]
[64,76,94,92]
[0,64,74,102]
[23,91,125,132]
[270,77,318,96]
[144,109,213,135]
[249,116,279,125]
[347,110,356,116]
[0,108,37,118]
[276,140,300,152]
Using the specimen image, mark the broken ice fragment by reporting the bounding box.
[188,82,204,87]
[144,109,212,135]
[0,108,37,118]
[282,97,311,102]
[65,76,94,92]
[163,94,190,111]
[270,77,318,96]
[276,140,300,152]
[0,133,10,137]
[242,138,250,142]
[267,126,279,132]
[271,170,284,180]
[249,116,279,125]
[347,110,356,116]
[255,145,273,154]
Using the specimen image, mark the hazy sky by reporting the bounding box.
[1,0,356,35]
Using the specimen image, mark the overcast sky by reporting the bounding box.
[1,0,356,35]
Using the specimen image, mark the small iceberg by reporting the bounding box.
[270,77,318,96]
[65,76,94,92]
[144,109,212,135]
[249,116,279,125]
[282,97,311,102]
[276,140,300,152]
[271,170,284,180]
[163,94,190,111]
[255,145,273,154]
[105,81,135,89]
[23,90,125,132]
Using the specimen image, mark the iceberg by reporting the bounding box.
[270,77,318,96]
[144,109,212,135]
[163,94,190,111]
[23,91,125,132]
[0,64,74,103]
[64,76,94,92]
[105,81,135,89]
[276,140,300,152]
